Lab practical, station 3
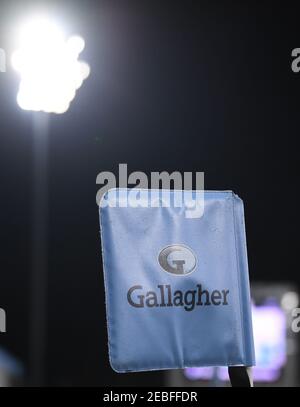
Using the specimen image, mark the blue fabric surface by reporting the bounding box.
[99,189,255,372]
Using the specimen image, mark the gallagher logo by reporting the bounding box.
[158,244,196,276]
[126,244,230,311]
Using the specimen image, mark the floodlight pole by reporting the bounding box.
[29,112,49,386]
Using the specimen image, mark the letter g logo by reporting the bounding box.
[158,244,196,276]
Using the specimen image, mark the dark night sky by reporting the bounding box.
[0,0,299,385]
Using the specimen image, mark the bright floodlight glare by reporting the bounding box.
[12,16,90,114]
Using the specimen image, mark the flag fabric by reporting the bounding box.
[99,189,255,373]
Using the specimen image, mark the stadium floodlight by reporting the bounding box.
[11,15,90,114]
[10,14,91,385]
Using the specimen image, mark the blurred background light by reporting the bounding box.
[11,15,90,114]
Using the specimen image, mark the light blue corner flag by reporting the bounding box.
[99,189,255,373]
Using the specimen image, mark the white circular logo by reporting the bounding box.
[158,244,197,276]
